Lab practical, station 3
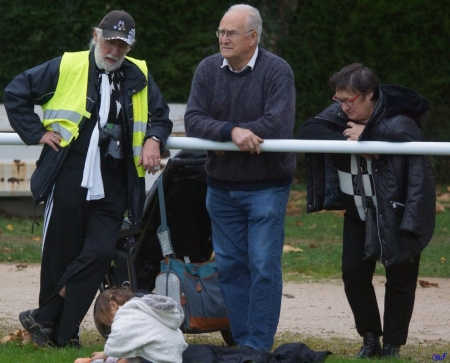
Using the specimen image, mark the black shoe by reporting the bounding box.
[357,331,381,358]
[382,344,400,358]
[19,309,55,347]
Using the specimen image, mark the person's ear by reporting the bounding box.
[109,300,119,311]
[251,32,257,46]
[368,91,374,100]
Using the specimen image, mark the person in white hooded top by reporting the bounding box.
[80,287,187,363]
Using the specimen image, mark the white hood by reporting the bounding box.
[104,294,187,363]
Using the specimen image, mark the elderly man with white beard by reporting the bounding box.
[3,9,172,348]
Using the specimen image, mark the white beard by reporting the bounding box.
[94,45,124,72]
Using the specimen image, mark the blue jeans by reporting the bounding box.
[206,185,291,351]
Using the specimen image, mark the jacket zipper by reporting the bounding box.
[371,166,384,263]
[391,201,405,209]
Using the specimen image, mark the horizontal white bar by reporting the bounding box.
[2,133,450,155]
[167,137,450,155]
[1,133,24,145]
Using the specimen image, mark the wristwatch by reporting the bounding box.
[150,136,161,143]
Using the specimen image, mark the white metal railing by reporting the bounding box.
[2,132,450,155]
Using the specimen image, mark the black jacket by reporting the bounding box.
[182,342,331,363]
[4,49,172,222]
[298,85,436,268]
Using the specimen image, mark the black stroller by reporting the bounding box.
[95,149,234,345]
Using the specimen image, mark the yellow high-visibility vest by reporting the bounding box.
[41,51,148,176]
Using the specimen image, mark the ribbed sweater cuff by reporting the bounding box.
[220,123,237,141]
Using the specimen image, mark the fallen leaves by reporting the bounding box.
[286,190,306,216]
[286,200,301,215]
[289,190,306,200]
[436,189,450,212]
[1,329,32,345]
[437,192,450,202]
[283,245,303,253]
[418,279,439,288]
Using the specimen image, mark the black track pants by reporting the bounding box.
[40,165,126,344]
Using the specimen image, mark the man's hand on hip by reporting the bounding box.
[40,130,62,151]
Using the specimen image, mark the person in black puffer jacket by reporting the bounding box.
[297,63,435,359]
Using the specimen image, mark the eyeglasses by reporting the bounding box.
[332,93,360,107]
[215,29,254,39]
[103,39,130,52]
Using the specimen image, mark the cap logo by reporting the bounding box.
[116,21,126,31]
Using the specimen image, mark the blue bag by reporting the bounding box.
[153,176,230,333]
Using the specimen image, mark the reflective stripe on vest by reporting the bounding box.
[42,52,149,177]
[126,56,148,177]
[42,51,91,147]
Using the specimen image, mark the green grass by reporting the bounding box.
[0,331,436,363]
[1,184,449,362]
[0,331,447,363]
[0,328,104,363]
[0,216,43,263]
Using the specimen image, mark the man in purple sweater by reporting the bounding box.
[184,4,296,351]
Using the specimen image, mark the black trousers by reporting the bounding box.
[40,164,126,344]
[342,216,420,346]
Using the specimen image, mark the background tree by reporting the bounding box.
[1,0,449,181]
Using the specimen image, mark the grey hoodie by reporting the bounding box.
[104,294,188,363]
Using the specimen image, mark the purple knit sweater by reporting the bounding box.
[185,48,296,189]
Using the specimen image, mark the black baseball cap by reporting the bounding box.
[98,10,135,45]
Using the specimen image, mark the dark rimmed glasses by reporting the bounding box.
[332,93,360,107]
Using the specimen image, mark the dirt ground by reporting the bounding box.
[1,263,449,346]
